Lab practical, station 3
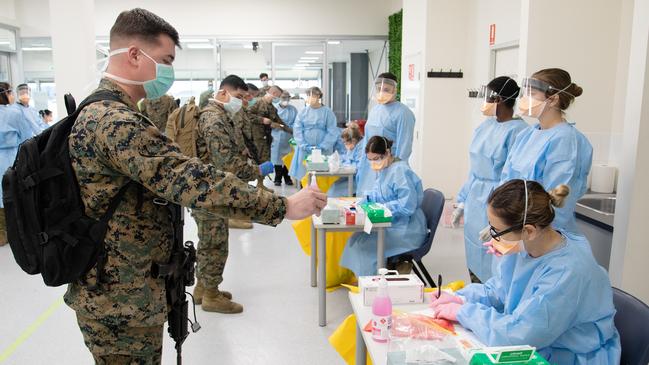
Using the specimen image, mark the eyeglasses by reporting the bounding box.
[489,224,522,241]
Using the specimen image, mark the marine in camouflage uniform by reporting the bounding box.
[232,108,259,163]
[139,94,178,132]
[248,96,283,164]
[191,100,260,313]
[66,78,286,363]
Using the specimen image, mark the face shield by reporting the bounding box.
[519,77,572,117]
[17,86,31,104]
[480,78,516,117]
[372,78,397,105]
[306,90,322,107]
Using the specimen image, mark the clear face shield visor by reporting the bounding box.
[373,78,398,104]
[480,78,516,116]
[519,77,573,117]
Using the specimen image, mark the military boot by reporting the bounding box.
[202,288,243,313]
[228,219,253,229]
[193,282,232,305]
[282,166,293,186]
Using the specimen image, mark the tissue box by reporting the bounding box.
[321,205,341,224]
[306,155,329,172]
[360,202,392,223]
[359,274,424,306]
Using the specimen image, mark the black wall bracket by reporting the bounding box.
[427,69,463,78]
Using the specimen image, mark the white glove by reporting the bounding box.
[479,225,492,242]
[451,202,464,228]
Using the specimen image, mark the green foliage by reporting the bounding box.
[388,9,403,100]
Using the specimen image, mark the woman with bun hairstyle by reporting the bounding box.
[499,68,592,236]
[432,180,620,364]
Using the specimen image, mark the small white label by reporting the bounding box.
[371,314,392,342]
[364,216,373,234]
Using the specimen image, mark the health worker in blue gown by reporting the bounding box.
[341,136,427,277]
[433,180,620,365]
[289,86,340,183]
[328,123,364,197]
[451,76,528,283]
[356,73,416,197]
[272,91,297,186]
[500,68,592,237]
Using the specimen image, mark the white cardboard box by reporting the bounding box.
[359,274,424,306]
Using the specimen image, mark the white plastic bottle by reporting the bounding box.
[371,268,392,343]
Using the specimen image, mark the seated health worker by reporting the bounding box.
[340,136,427,277]
[328,123,364,197]
[432,179,621,365]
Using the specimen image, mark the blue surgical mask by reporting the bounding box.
[248,98,258,108]
[272,97,280,104]
[104,48,175,99]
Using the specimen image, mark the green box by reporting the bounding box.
[469,352,550,365]
[360,202,392,223]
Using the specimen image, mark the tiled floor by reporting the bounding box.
[0,182,470,365]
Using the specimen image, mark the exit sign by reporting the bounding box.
[489,24,496,45]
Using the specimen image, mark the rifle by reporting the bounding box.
[152,201,201,365]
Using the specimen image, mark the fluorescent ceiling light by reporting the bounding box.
[300,57,319,60]
[327,41,341,45]
[22,47,51,51]
[305,51,323,55]
[0,41,10,45]
[297,60,316,64]
[180,38,210,43]
[187,43,214,49]
[31,43,46,47]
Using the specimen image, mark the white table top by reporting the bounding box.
[312,214,391,230]
[349,292,484,365]
[308,167,356,176]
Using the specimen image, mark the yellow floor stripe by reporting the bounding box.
[0,296,64,363]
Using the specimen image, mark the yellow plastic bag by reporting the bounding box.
[292,217,355,289]
[328,314,373,365]
[282,148,294,171]
[300,173,340,192]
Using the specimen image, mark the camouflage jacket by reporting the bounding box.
[139,94,177,132]
[196,101,259,181]
[65,79,286,327]
[233,109,260,163]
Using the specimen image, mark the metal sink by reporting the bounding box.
[576,194,615,227]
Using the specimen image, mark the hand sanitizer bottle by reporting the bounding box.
[371,268,392,343]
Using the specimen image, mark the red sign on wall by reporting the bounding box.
[408,64,415,81]
[489,24,496,46]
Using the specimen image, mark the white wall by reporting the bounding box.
[610,0,649,304]
[522,0,624,165]
[0,0,18,26]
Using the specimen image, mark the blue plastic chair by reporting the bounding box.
[388,188,445,287]
[612,287,649,365]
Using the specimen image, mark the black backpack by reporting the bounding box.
[2,90,134,287]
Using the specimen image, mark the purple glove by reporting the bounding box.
[259,161,274,177]
[434,302,462,322]
[430,291,463,309]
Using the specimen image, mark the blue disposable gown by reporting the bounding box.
[356,102,416,196]
[289,105,340,181]
[501,122,592,235]
[456,232,621,365]
[0,104,34,207]
[341,160,427,276]
[328,142,365,197]
[14,103,48,136]
[457,117,528,281]
[271,104,297,165]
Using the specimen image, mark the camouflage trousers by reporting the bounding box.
[76,313,163,365]
[194,214,229,289]
[0,208,6,245]
[258,138,271,162]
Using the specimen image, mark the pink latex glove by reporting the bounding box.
[430,291,463,309]
[483,241,504,257]
[434,302,462,322]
